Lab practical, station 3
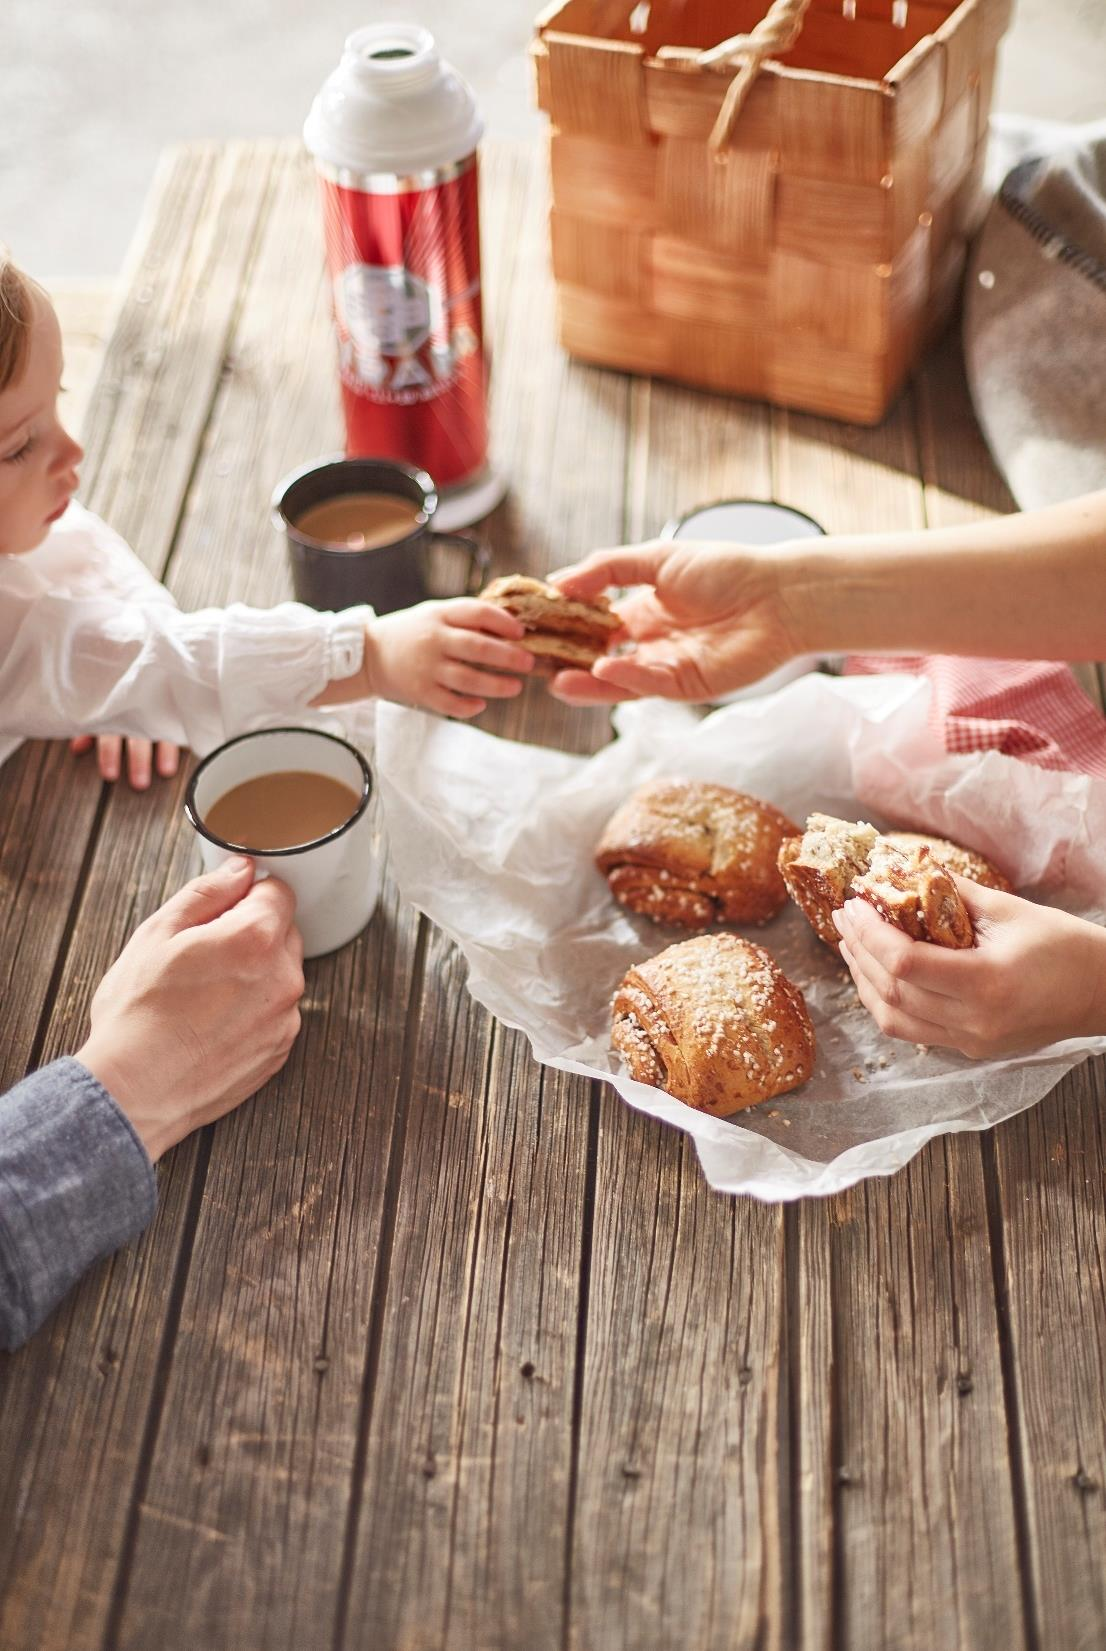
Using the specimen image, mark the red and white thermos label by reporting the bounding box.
[319,157,489,489]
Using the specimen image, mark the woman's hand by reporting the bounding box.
[69,734,180,789]
[362,598,535,718]
[834,878,1106,1059]
[547,539,805,705]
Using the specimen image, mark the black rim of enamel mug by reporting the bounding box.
[271,453,438,554]
[184,726,374,858]
[661,498,827,539]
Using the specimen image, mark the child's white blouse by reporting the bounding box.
[0,501,371,770]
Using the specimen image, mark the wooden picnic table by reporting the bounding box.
[1,136,1104,1651]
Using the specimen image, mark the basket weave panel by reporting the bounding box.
[534,0,1009,424]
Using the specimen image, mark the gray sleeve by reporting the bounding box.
[0,1058,157,1351]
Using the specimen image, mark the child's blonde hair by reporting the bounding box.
[0,252,41,393]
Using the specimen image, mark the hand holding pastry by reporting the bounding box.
[478,574,621,674]
[547,538,805,705]
[834,881,1106,1058]
[362,597,535,718]
[779,814,1010,951]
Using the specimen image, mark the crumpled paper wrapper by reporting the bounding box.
[374,674,1106,1200]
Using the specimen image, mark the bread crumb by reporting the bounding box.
[915,1043,929,1056]
[851,1067,867,1084]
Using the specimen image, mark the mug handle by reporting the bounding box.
[431,532,490,596]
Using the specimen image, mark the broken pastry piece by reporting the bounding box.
[478,574,621,673]
[777,813,878,946]
[881,831,1012,893]
[851,838,973,949]
[596,779,800,929]
[610,933,815,1116]
[779,813,976,950]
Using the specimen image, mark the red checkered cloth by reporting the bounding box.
[845,655,1106,776]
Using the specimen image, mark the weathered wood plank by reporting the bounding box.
[573,1117,789,1650]
[80,142,277,570]
[919,335,1106,1651]
[115,874,422,1650]
[91,140,407,1651]
[49,278,117,439]
[568,369,794,1650]
[777,373,1028,1651]
[0,142,280,1651]
[340,141,620,1651]
[339,935,593,1651]
[914,330,1016,528]
[0,743,102,1091]
[990,1066,1106,1649]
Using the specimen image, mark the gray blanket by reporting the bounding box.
[964,118,1106,508]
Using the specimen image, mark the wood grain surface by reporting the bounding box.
[0,138,1102,1651]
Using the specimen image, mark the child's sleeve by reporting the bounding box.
[0,582,370,754]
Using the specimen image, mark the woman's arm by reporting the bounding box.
[550,489,1106,704]
[783,490,1106,663]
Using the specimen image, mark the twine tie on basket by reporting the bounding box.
[698,0,813,159]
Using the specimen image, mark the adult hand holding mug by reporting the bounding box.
[1,857,306,1349]
[78,856,305,1160]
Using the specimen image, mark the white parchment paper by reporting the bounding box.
[374,674,1106,1200]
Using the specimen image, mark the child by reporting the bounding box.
[549,491,1106,1060]
[0,254,533,781]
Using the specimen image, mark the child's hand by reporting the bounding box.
[69,735,181,790]
[365,598,534,718]
[833,877,1106,1059]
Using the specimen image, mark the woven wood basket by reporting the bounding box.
[532,0,1011,423]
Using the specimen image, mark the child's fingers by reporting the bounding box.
[427,687,487,720]
[125,739,153,791]
[69,735,94,756]
[156,741,181,778]
[441,599,525,639]
[446,630,535,675]
[437,661,524,701]
[97,735,123,782]
[839,941,954,1049]
[834,899,971,1000]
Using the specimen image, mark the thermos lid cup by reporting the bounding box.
[304,23,484,174]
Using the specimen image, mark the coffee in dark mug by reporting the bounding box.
[272,455,488,614]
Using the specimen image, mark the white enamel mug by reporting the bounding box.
[185,727,381,959]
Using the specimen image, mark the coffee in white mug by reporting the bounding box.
[185,728,379,958]
[203,770,361,851]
